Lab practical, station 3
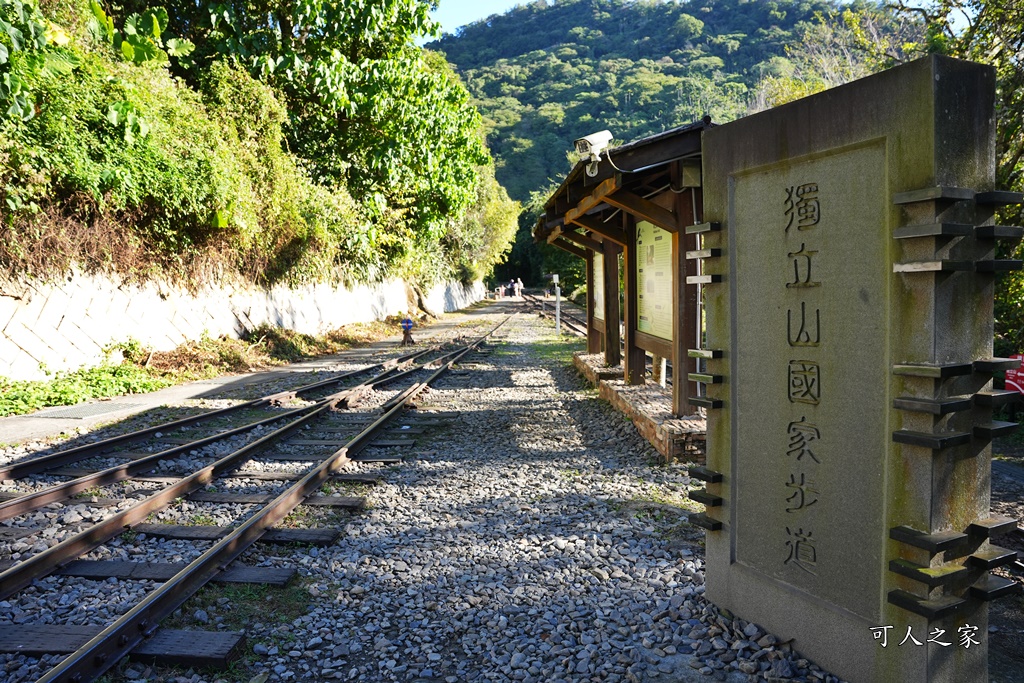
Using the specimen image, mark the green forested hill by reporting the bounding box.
[430,0,849,202]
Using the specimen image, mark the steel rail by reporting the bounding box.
[0,346,435,481]
[534,307,587,337]
[0,395,334,601]
[32,316,511,683]
[0,336,489,596]
[0,347,458,522]
[521,294,588,331]
[258,345,437,403]
[0,400,318,522]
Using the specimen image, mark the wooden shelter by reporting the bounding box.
[533,118,713,416]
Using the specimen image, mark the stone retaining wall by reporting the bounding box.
[572,352,624,385]
[0,272,483,381]
[573,351,706,463]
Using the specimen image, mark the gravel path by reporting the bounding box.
[1,309,845,683]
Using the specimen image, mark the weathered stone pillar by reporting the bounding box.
[695,56,1019,682]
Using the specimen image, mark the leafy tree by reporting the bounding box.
[748,6,920,111]
[442,160,520,282]
[2,0,519,292]
[0,0,70,121]
[885,0,1024,353]
[88,2,194,65]
[107,0,489,245]
[432,0,841,202]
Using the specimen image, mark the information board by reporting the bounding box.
[635,220,672,340]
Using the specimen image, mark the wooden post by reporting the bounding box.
[602,239,621,367]
[586,252,601,354]
[652,355,667,386]
[672,169,701,415]
[622,212,645,385]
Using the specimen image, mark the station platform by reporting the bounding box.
[573,352,706,463]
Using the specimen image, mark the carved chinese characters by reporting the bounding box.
[727,142,888,620]
[784,181,824,575]
[703,57,998,683]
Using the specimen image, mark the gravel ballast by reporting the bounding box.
[1,308,849,683]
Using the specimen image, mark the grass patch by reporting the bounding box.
[279,504,348,529]
[0,319,403,417]
[189,513,219,526]
[0,364,172,417]
[320,481,372,497]
[72,487,106,500]
[165,580,313,633]
[531,336,586,363]
[614,485,703,521]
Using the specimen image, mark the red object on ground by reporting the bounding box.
[1005,354,1024,393]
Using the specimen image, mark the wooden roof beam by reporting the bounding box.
[604,190,680,233]
[545,223,563,244]
[568,214,627,246]
[551,237,588,259]
[565,177,618,223]
[560,229,604,253]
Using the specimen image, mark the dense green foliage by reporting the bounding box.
[432,0,853,203]
[746,6,919,110]
[111,0,491,242]
[751,0,1024,353]
[0,363,171,416]
[0,0,519,288]
[431,0,883,287]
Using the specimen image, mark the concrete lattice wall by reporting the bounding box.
[0,272,484,381]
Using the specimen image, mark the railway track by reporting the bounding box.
[521,293,588,337]
[0,315,512,683]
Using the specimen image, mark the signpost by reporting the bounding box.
[553,273,561,336]
[697,56,1017,682]
[1005,354,1024,393]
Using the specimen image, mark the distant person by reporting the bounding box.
[516,278,524,297]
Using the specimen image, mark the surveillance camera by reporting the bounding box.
[574,130,614,159]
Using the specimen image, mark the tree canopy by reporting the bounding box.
[431,0,849,203]
[0,0,519,288]
[432,0,874,287]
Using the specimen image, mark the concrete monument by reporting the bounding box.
[693,55,1021,681]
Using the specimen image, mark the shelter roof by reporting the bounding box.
[535,117,711,243]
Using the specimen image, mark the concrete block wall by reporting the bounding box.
[598,380,707,464]
[571,353,706,463]
[0,273,484,381]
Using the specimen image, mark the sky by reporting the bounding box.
[430,0,527,36]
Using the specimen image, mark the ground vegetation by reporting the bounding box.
[0,318,403,416]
